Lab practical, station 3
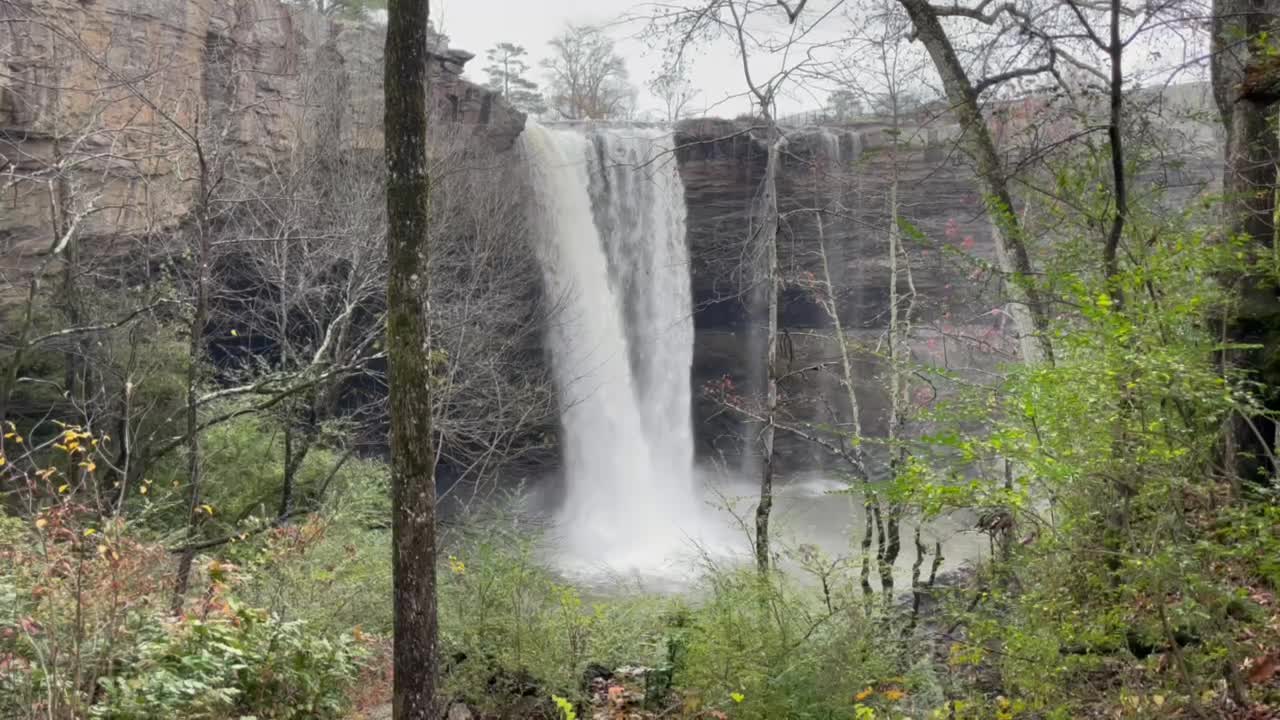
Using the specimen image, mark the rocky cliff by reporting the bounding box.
[0,0,523,263]
[675,90,1222,467]
[1,0,1224,473]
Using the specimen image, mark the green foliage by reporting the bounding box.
[238,512,393,636]
[136,414,387,538]
[437,523,668,711]
[897,173,1280,714]
[0,491,363,720]
[676,566,925,719]
[93,597,362,719]
[551,694,577,720]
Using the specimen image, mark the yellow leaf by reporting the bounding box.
[83,528,96,537]
[730,692,745,703]
[855,688,874,702]
[231,329,239,337]
[140,485,148,495]
[884,689,906,702]
[58,484,69,494]
[200,504,215,515]
[0,455,5,467]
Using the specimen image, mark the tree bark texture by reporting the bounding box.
[755,133,785,575]
[384,2,439,719]
[1212,0,1280,484]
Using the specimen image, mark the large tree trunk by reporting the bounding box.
[384,3,439,719]
[897,0,1054,365]
[1212,0,1280,484]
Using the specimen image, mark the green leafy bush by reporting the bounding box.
[93,596,362,720]
[676,566,929,720]
[437,523,668,712]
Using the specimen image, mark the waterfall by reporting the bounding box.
[520,123,701,573]
[816,128,842,168]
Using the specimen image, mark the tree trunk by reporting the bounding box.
[1212,0,1280,485]
[897,0,1054,365]
[384,3,439,719]
[754,133,785,575]
[172,209,209,615]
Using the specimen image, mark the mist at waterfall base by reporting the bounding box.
[515,122,984,590]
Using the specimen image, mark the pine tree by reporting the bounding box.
[483,43,547,116]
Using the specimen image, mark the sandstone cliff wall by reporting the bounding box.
[0,0,522,265]
[675,94,1222,466]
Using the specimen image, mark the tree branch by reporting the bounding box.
[25,300,176,347]
[775,0,809,23]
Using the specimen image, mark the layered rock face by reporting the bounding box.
[0,0,522,264]
[675,93,1222,470]
[676,118,1001,467]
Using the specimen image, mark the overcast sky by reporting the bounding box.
[429,0,844,118]
[420,0,1208,121]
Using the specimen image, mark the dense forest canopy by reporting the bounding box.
[1,0,1279,718]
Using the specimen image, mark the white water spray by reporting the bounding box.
[520,123,703,574]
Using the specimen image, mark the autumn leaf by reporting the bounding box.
[1247,654,1278,685]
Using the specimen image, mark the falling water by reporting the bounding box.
[815,127,842,168]
[520,122,703,574]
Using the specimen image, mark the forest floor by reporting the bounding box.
[351,664,666,720]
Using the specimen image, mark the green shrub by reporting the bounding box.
[437,525,668,712]
[676,566,924,720]
[238,516,393,637]
[92,596,363,720]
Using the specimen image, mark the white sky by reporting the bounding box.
[422,0,1209,120]
[430,0,846,118]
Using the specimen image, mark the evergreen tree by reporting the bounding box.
[483,43,548,116]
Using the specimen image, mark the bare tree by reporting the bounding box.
[543,24,635,120]
[384,1,438,718]
[893,0,1056,364]
[650,61,700,121]
[287,0,383,18]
